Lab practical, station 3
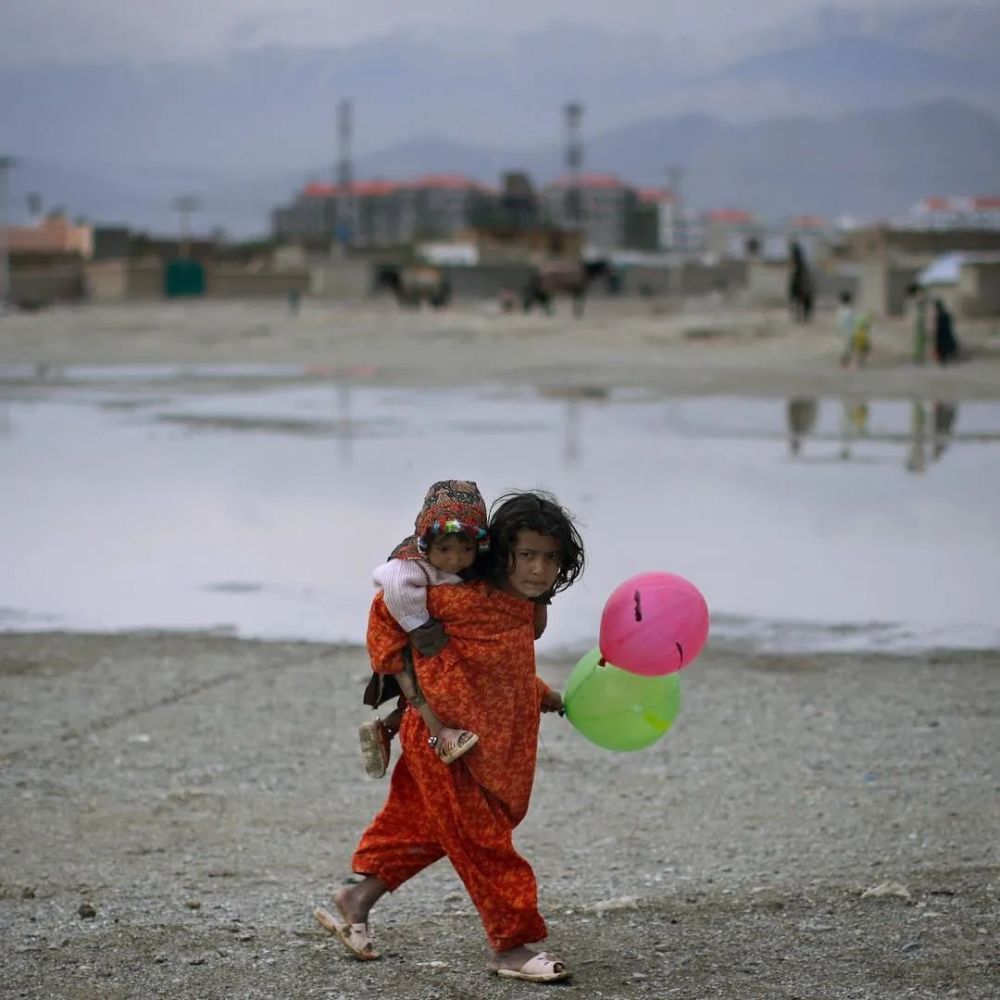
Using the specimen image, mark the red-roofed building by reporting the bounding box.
[4,215,93,258]
[705,208,754,225]
[273,172,495,248]
[637,187,674,204]
[410,173,483,191]
[909,196,1000,230]
[702,208,761,258]
[789,214,828,231]
[276,169,699,252]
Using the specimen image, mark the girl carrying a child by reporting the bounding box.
[316,488,584,983]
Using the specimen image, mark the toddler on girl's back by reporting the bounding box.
[359,480,490,777]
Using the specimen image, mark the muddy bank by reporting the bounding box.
[1,631,997,998]
[2,300,999,400]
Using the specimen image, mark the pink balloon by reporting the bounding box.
[599,572,709,676]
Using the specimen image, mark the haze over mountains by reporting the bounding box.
[2,3,998,236]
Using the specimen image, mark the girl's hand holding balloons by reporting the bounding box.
[540,689,564,714]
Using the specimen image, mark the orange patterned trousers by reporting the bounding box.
[352,712,547,952]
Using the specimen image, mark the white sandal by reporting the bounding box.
[313,905,380,961]
[494,951,571,982]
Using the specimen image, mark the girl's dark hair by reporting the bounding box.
[485,491,585,596]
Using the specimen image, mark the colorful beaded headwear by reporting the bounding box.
[389,480,490,561]
[417,517,489,554]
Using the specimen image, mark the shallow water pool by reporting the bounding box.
[2,372,999,654]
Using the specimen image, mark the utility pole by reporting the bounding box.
[335,99,354,251]
[172,194,200,257]
[0,156,15,313]
[667,164,685,258]
[563,102,584,236]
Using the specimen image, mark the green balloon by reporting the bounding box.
[564,647,681,752]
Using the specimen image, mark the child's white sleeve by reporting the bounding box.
[373,559,433,633]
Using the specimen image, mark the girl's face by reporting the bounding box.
[426,533,477,575]
[502,530,561,600]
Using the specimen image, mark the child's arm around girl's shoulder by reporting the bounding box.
[374,557,456,657]
[373,558,434,633]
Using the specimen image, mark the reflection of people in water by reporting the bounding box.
[838,399,869,460]
[787,397,818,456]
[905,400,927,474]
[931,400,958,461]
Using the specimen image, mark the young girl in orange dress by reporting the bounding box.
[315,490,584,983]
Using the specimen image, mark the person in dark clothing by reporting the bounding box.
[933,299,959,366]
[788,241,814,323]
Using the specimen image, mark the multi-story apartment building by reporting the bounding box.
[271,175,493,248]
[274,169,759,257]
[541,173,634,251]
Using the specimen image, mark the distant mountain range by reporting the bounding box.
[8,99,1000,238]
[2,6,999,237]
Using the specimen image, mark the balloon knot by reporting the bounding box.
[598,657,606,667]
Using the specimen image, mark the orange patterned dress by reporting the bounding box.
[352,580,552,952]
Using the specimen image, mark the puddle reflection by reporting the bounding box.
[784,397,971,474]
[2,382,999,653]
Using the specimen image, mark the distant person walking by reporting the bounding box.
[841,310,872,370]
[836,291,856,366]
[788,241,814,323]
[933,299,960,365]
[907,283,929,363]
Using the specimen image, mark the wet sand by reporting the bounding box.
[2,298,999,400]
[2,300,999,998]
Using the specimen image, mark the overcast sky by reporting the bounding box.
[0,0,965,66]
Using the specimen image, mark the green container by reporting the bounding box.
[164,258,205,298]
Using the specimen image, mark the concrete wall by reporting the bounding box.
[85,261,311,301]
[86,260,163,301]
[205,267,310,298]
[856,261,923,317]
[815,269,859,304]
[848,227,1000,259]
[10,264,85,306]
[441,263,535,299]
[621,260,748,299]
[310,261,373,299]
[746,260,787,306]
[958,261,1000,317]
[620,265,672,297]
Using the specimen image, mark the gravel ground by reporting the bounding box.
[2,631,998,999]
[2,301,998,997]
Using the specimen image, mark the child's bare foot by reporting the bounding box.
[313,878,388,961]
[489,945,570,982]
[435,726,479,765]
[331,884,370,925]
